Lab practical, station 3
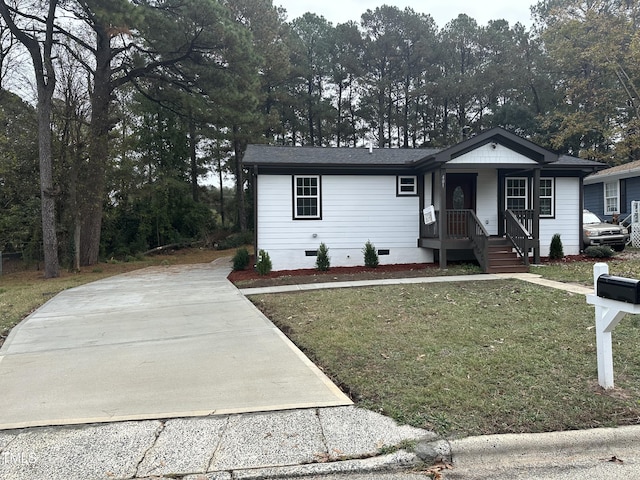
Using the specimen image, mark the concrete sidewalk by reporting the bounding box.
[239,271,593,296]
[0,406,439,480]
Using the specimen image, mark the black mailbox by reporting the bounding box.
[597,274,640,304]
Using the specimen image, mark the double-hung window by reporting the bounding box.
[505,177,555,215]
[505,178,528,210]
[539,178,554,217]
[293,175,321,219]
[604,181,619,214]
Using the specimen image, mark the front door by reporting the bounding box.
[446,173,477,237]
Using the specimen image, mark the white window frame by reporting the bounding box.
[293,175,321,219]
[505,177,528,211]
[604,181,620,215]
[397,175,417,196]
[539,178,555,218]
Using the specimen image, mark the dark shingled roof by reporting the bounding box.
[553,155,606,168]
[243,131,606,172]
[243,144,440,166]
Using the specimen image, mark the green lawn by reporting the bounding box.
[531,253,640,285]
[251,278,640,438]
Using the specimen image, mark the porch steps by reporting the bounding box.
[486,237,529,274]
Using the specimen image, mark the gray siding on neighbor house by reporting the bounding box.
[624,177,640,219]
[585,176,640,221]
[584,183,604,217]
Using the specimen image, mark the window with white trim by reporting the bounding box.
[397,176,417,195]
[539,178,554,217]
[604,181,619,214]
[505,178,528,210]
[293,175,321,219]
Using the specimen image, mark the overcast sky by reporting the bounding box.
[275,0,536,28]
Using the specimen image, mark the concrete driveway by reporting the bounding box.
[0,259,351,430]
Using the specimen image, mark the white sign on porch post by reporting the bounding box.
[586,263,640,389]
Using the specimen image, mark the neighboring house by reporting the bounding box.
[583,159,640,223]
[243,128,603,273]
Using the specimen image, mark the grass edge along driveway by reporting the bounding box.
[250,279,640,438]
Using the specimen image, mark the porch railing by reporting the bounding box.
[468,211,490,272]
[510,209,535,237]
[421,209,475,239]
[505,209,536,266]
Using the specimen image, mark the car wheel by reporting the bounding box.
[613,244,626,252]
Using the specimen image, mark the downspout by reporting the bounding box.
[253,165,259,257]
[579,171,588,253]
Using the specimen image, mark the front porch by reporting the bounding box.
[418,209,540,273]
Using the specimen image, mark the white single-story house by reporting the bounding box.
[243,128,604,273]
[584,159,640,223]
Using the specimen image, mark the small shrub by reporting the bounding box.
[549,233,564,260]
[584,245,614,258]
[316,243,330,271]
[363,240,379,268]
[233,247,250,271]
[256,249,272,275]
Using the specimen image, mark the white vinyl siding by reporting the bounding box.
[539,177,580,256]
[257,175,432,270]
[448,142,538,165]
[475,170,499,235]
[604,181,619,214]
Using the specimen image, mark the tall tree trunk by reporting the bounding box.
[217,155,225,226]
[0,0,60,277]
[307,78,314,146]
[377,88,385,147]
[336,82,343,147]
[189,113,199,202]
[37,84,59,278]
[80,24,111,266]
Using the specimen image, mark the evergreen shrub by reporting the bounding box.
[256,249,272,275]
[233,247,250,270]
[549,233,564,260]
[584,246,614,258]
[363,240,379,268]
[316,243,330,271]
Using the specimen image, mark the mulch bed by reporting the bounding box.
[227,253,605,288]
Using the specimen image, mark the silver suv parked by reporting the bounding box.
[583,209,629,251]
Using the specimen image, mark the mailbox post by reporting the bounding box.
[586,263,640,389]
